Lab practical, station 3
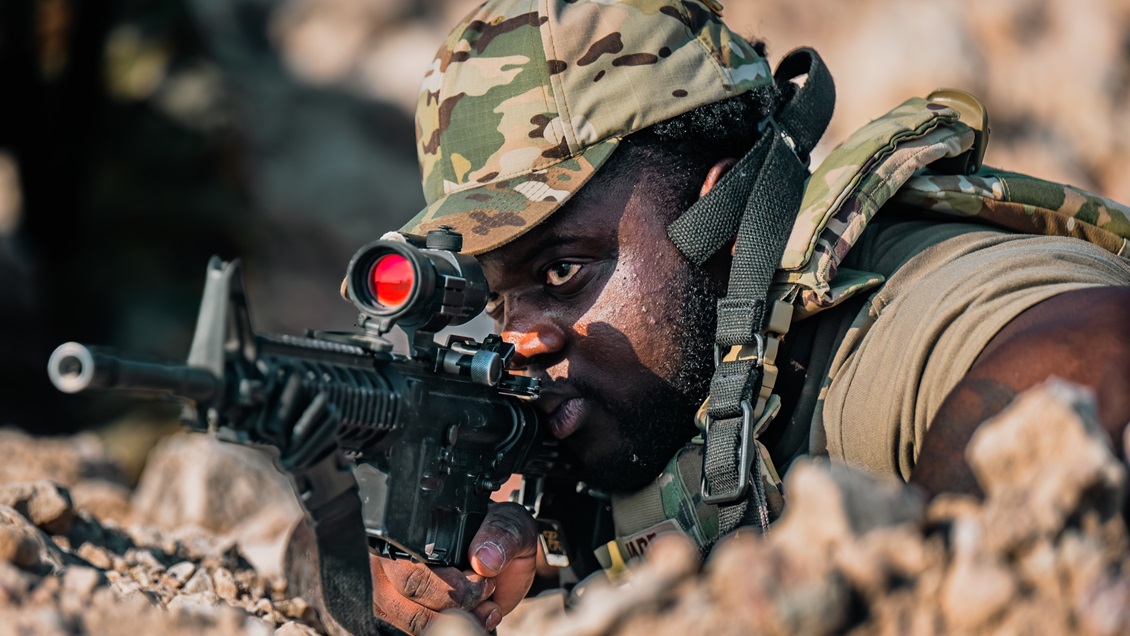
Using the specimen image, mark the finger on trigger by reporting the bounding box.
[460,570,497,608]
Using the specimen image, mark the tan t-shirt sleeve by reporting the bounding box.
[813,220,1130,481]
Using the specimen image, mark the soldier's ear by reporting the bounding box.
[696,157,740,257]
[698,157,739,199]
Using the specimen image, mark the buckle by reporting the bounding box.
[701,399,757,504]
[926,88,990,175]
[714,333,765,367]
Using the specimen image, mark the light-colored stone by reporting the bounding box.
[166,561,196,587]
[131,433,303,577]
[69,479,133,526]
[0,524,40,569]
[214,566,239,602]
[0,481,75,534]
[967,380,1124,554]
[0,506,68,574]
[76,542,113,570]
[62,566,104,601]
[125,547,163,571]
[182,567,216,596]
[939,517,1016,630]
[274,620,321,636]
[0,428,123,488]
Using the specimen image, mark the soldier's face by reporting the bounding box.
[480,163,723,492]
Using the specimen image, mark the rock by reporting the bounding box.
[62,566,103,601]
[0,562,35,603]
[131,433,303,578]
[70,479,134,526]
[0,429,321,635]
[1075,573,1130,636]
[76,542,113,570]
[834,525,936,600]
[0,481,76,534]
[214,566,240,602]
[250,597,288,626]
[0,428,125,488]
[0,506,70,574]
[275,596,312,621]
[125,548,164,571]
[966,379,1125,554]
[0,606,70,636]
[0,524,40,569]
[182,567,216,596]
[939,517,1017,630]
[167,591,221,612]
[275,621,322,636]
[5,374,1130,634]
[167,561,196,587]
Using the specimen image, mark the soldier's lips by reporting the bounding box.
[546,398,585,440]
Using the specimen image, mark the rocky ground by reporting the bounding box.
[0,429,314,635]
[2,379,1130,635]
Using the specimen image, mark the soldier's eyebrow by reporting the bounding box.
[514,231,597,262]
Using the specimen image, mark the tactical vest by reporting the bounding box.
[598,86,1130,575]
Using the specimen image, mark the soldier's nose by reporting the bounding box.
[502,324,565,370]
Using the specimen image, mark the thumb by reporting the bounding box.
[469,502,538,615]
[469,502,537,577]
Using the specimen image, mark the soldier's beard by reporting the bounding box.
[571,265,722,494]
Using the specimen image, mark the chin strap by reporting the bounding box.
[667,48,835,538]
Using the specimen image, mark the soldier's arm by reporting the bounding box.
[909,286,1130,497]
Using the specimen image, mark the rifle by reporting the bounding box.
[46,228,581,633]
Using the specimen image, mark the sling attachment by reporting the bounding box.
[667,47,835,539]
[700,400,757,506]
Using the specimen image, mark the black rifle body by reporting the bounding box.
[48,249,570,570]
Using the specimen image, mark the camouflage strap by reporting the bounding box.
[668,48,834,538]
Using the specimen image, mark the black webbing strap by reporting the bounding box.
[307,487,395,635]
[289,449,396,635]
[667,48,835,538]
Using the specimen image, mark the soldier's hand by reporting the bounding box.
[370,502,539,634]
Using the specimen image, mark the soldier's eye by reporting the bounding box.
[546,262,582,287]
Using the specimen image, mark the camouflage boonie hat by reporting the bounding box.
[401,0,774,255]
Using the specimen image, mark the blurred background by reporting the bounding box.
[1,0,1128,472]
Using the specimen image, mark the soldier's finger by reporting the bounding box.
[370,556,442,634]
[487,548,536,615]
[381,558,495,611]
[371,590,441,635]
[469,502,538,577]
[471,599,504,632]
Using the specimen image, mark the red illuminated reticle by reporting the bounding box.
[370,254,414,309]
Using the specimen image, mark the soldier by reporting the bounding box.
[368,0,1130,633]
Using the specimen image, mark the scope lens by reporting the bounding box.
[370,253,414,309]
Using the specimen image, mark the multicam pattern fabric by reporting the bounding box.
[403,0,774,255]
[609,435,784,561]
[776,97,977,318]
[778,92,1130,321]
[893,171,1130,258]
[781,97,969,271]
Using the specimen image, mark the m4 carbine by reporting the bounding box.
[46,229,578,634]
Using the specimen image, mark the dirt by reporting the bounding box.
[3,380,1130,635]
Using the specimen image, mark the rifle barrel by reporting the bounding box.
[47,342,219,403]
